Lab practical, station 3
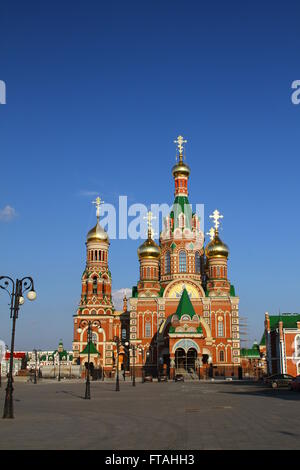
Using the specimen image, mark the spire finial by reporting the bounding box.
[143,211,156,239]
[209,209,223,233]
[174,135,187,162]
[92,196,104,221]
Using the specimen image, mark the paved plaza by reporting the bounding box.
[0,379,300,450]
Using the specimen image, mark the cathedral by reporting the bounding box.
[72,136,241,379]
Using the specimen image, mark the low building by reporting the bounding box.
[1,351,27,377]
[240,342,266,378]
[265,312,300,376]
[27,340,80,379]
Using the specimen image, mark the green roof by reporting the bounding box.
[230,285,236,296]
[132,286,138,298]
[259,333,266,346]
[268,313,300,331]
[169,196,192,231]
[80,341,99,355]
[240,347,260,358]
[174,288,196,319]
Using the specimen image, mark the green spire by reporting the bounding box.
[170,196,192,231]
[175,288,196,319]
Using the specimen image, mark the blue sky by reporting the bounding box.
[0,0,300,350]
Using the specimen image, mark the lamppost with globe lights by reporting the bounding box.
[0,276,36,419]
[32,349,39,384]
[125,342,136,386]
[77,319,101,399]
[56,351,61,381]
[113,336,122,392]
[137,345,145,383]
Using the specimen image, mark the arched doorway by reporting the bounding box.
[175,348,197,371]
[175,348,186,370]
[187,348,197,371]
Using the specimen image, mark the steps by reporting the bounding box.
[175,368,198,381]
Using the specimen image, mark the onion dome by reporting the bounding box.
[87,221,109,243]
[172,160,190,178]
[138,236,160,259]
[205,231,229,259]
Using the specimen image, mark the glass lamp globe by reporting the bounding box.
[19,296,25,305]
[27,290,37,301]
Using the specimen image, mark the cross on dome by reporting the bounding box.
[143,211,156,239]
[92,196,104,220]
[209,209,223,231]
[174,135,187,158]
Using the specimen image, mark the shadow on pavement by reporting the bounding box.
[55,390,86,400]
[219,385,300,401]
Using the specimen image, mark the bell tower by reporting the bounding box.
[205,210,230,295]
[72,197,115,367]
[137,211,161,296]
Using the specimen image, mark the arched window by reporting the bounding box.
[295,335,300,357]
[218,321,224,337]
[145,322,151,337]
[195,252,201,273]
[179,251,187,273]
[92,333,97,344]
[146,267,150,279]
[179,213,185,228]
[92,277,98,294]
[165,251,171,274]
[219,350,225,362]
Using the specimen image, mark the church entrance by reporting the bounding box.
[175,348,186,370]
[175,347,197,371]
[187,348,197,371]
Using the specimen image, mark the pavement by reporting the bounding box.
[0,379,300,450]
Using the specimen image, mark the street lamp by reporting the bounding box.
[125,342,136,387]
[77,319,101,400]
[137,346,145,383]
[32,349,39,384]
[0,276,36,419]
[57,351,61,382]
[113,336,122,392]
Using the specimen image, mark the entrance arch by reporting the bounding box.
[175,347,197,371]
[187,348,197,371]
[175,348,186,370]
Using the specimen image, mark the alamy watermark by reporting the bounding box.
[291,80,300,105]
[0,80,6,104]
[97,196,205,244]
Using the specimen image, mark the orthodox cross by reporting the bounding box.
[92,196,104,220]
[174,135,187,159]
[209,209,223,231]
[144,211,156,238]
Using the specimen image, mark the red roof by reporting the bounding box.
[4,352,26,360]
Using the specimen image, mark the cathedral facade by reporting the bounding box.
[72,136,241,379]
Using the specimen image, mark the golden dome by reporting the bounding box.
[87,221,109,243]
[205,232,229,259]
[172,160,190,178]
[138,237,161,259]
